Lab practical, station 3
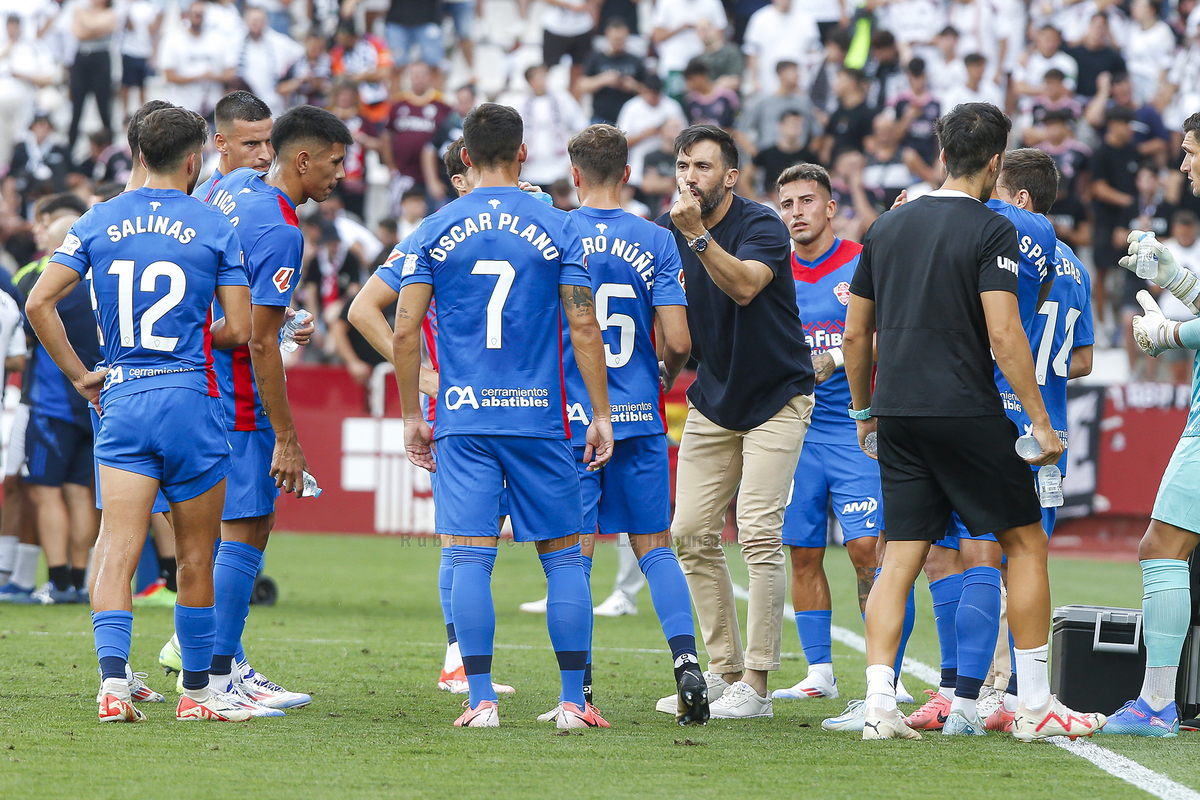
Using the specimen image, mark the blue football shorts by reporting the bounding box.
[434,434,582,542]
[782,441,882,548]
[94,387,231,503]
[25,411,93,488]
[222,426,279,521]
[576,434,671,536]
[91,406,169,512]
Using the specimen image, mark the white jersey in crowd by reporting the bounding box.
[616,92,686,187]
[118,0,159,59]
[1125,19,1175,104]
[157,23,235,116]
[507,88,587,187]
[941,80,1004,111]
[1019,50,1079,91]
[742,2,821,95]
[880,0,947,48]
[540,0,593,37]
[237,28,303,114]
[652,0,727,75]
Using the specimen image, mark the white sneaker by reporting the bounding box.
[822,698,867,731]
[772,671,838,700]
[98,677,145,723]
[863,706,922,740]
[95,665,165,703]
[708,680,772,719]
[518,596,547,614]
[593,592,637,617]
[895,676,914,704]
[176,689,253,722]
[976,686,1003,722]
[656,671,728,713]
[239,670,312,709]
[224,681,286,717]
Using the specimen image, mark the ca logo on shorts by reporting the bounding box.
[273,267,295,293]
[443,385,479,410]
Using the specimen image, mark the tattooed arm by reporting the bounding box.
[248,303,307,494]
[561,283,613,471]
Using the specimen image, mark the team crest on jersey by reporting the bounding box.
[273,267,294,293]
[56,233,81,256]
[834,281,851,305]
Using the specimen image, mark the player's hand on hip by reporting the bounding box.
[270,432,307,494]
[1119,231,1180,287]
[74,368,107,411]
[856,417,878,461]
[1131,289,1182,357]
[1026,422,1065,467]
[404,418,436,472]
[584,415,614,472]
[670,177,704,238]
[286,307,316,347]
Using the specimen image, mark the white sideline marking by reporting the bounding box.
[730,583,1197,800]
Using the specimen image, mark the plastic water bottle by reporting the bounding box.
[301,471,322,498]
[863,431,877,456]
[1136,233,1159,280]
[1037,464,1063,508]
[280,309,313,353]
[1015,434,1041,459]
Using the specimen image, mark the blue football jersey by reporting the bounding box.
[48,187,246,409]
[27,287,100,428]
[204,167,303,431]
[193,167,223,202]
[1006,240,1094,471]
[560,207,687,444]
[793,238,861,445]
[401,186,590,439]
[986,199,1057,335]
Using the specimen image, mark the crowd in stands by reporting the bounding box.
[0,0,1199,378]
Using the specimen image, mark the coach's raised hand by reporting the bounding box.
[670,176,704,238]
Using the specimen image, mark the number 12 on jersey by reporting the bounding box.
[89,259,187,353]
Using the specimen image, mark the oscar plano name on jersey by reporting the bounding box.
[422,205,563,263]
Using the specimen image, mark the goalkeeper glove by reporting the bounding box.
[1119,231,1200,315]
[1131,290,1182,357]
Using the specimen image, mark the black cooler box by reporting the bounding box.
[1051,605,1145,715]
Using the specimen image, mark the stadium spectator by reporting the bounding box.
[1062,14,1127,99]
[8,113,72,214]
[617,74,686,190]
[329,18,392,125]
[579,17,646,126]
[926,25,968,100]
[742,0,820,97]
[861,115,920,206]
[235,6,303,115]
[862,31,905,109]
[443,0,477,73]
[829,150,881,242]
[117,0,160,120]
[739,60,821,155]
[638,116,683,216]
[889,57,940,172]
[1117,164,1176,376]
[540,0,594,98]
[750,109,818,201]
[397,186,425,240]
[1124,0,1174,105]
[381,60,450,207]
[1091,107,1141,334]
[650,0,727,101]
[664,124,814,719]
[327,81,376,220]
[1162,27,1200,134]
[820,67,873,163]
[278,32,333,110]
[0,15,58,167]
[1157,209,1200,382]
[82,127,130,185]
[385,0,443,83]
[68,0,116,156]
[1026,69,1083,132]
[693,18,743,93]
[507,63,585,187]
[941,53,1004,110]
[1015,25,1078,98]
[682,59,738,130]
[810,29,851,118]
[880,0,946,57]
[1085,71,1171,164]
[158,1,235,120]
[1038,109,1093,250]
[420,83,474,206]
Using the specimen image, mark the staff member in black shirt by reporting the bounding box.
[844,103,1104,741]
[656,125,814,720]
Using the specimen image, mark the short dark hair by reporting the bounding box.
[568,124,628,185]
[36,192,88,219]
[964,52,987,67]
[998,147,1060,214]
[779,109,803,123]
[139,107,209,172]
[776,162,833,197]
[400,187,425,203]
[683,58,710,79]
[94,182,123,202]
[934,102,1011,178]
[443,136,467,178]
[907,57,926,77]
[939,25,959,37]
[1106,106,1136,125]
[1182,111,1200,137]
[1044,67,1066,82]
[271,104,353,155]
[1043,108,1074,124]
[89,128,113,149]
[214,90,272,131]
[775,59,798,75]
[1173,208,1200,227]
[603,16,628,31]
[524,63,547,83]
[839,66,866,84]
[463,103,523,169]
[127,100,174,158]
[674,124,738,170]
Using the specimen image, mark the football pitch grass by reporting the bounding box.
[3,533,1200,800]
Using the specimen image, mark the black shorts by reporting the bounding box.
[877,415,1041,542]
[543,30,592,67]
[121,55,150,88]
[25,412,94,488]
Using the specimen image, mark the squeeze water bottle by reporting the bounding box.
[1136,233,1159,280]
[1014,434,1041,459]
[301,471,322,498]
[1037,464,1064,508]
[280,309,313,353]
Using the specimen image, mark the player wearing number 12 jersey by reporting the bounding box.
[395,103,614,729]
[27,107,255,723]
[556,125,707,725]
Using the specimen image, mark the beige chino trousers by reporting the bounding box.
[672,393,814,674]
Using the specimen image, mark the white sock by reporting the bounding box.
[14,543,39,589]
[0,534,17,575]
[1140,666,1179,712]
[236,659,254,680]
[209,672,233,693]
[808,662,834,684]
[950,694,978,720]
[183,686,210,701]
[865,664,897,712]
[1014,644,1051,710]
[1003,692,1018,712]
[444,641,463,673]
[938,686,954,700]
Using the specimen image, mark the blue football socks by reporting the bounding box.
[955,566,1002,699]
[1142,558,1192,668]
[438,547,456,645]
[638,546,699,680]
[795,609,833,669]
[211,540,263,676]
[582,554,593,690]
[541,544,590,707]
[175,604,216,691]
[451,545,498,707]
[929,573,963,689]
[92,610,133,680]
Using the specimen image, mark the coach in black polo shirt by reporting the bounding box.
[843,103,1104,741]
[656,125,814,720]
